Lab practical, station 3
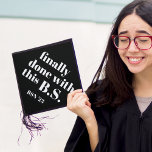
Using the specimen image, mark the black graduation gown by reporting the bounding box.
[64,90,152,152]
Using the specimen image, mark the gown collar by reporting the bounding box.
[118,91,152,118]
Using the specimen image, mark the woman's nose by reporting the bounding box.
[127,40,139,52]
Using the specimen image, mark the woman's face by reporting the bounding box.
[118,14,152,75]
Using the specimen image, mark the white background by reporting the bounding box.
[0,18,112,152]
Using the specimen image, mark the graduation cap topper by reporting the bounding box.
[12,39,82,140]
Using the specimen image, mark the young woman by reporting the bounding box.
[64,0,152,151]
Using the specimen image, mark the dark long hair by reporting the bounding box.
[86,0,152,108]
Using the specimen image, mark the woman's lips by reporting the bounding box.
[127,56,145,64]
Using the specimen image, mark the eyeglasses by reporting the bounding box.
[112,35,152,50]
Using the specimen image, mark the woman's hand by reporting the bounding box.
[67,89,95,124]
[67,89,99,151]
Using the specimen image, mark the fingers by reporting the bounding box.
[67,89,82,105]
[86,100,91,107]
[72,92,89,103]
[67,89,90,111]
[70,89,82,96]
[78,98,91,108]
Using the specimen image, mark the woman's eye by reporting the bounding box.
[120,39,128,42]
[139,40,148,42]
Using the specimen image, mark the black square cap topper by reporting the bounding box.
[12,39,82,116]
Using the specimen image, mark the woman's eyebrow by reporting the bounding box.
[136,30,150,35]
[118,31,128,35]
[118,30,151,35]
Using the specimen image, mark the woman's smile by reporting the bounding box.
[127,56,145,64]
